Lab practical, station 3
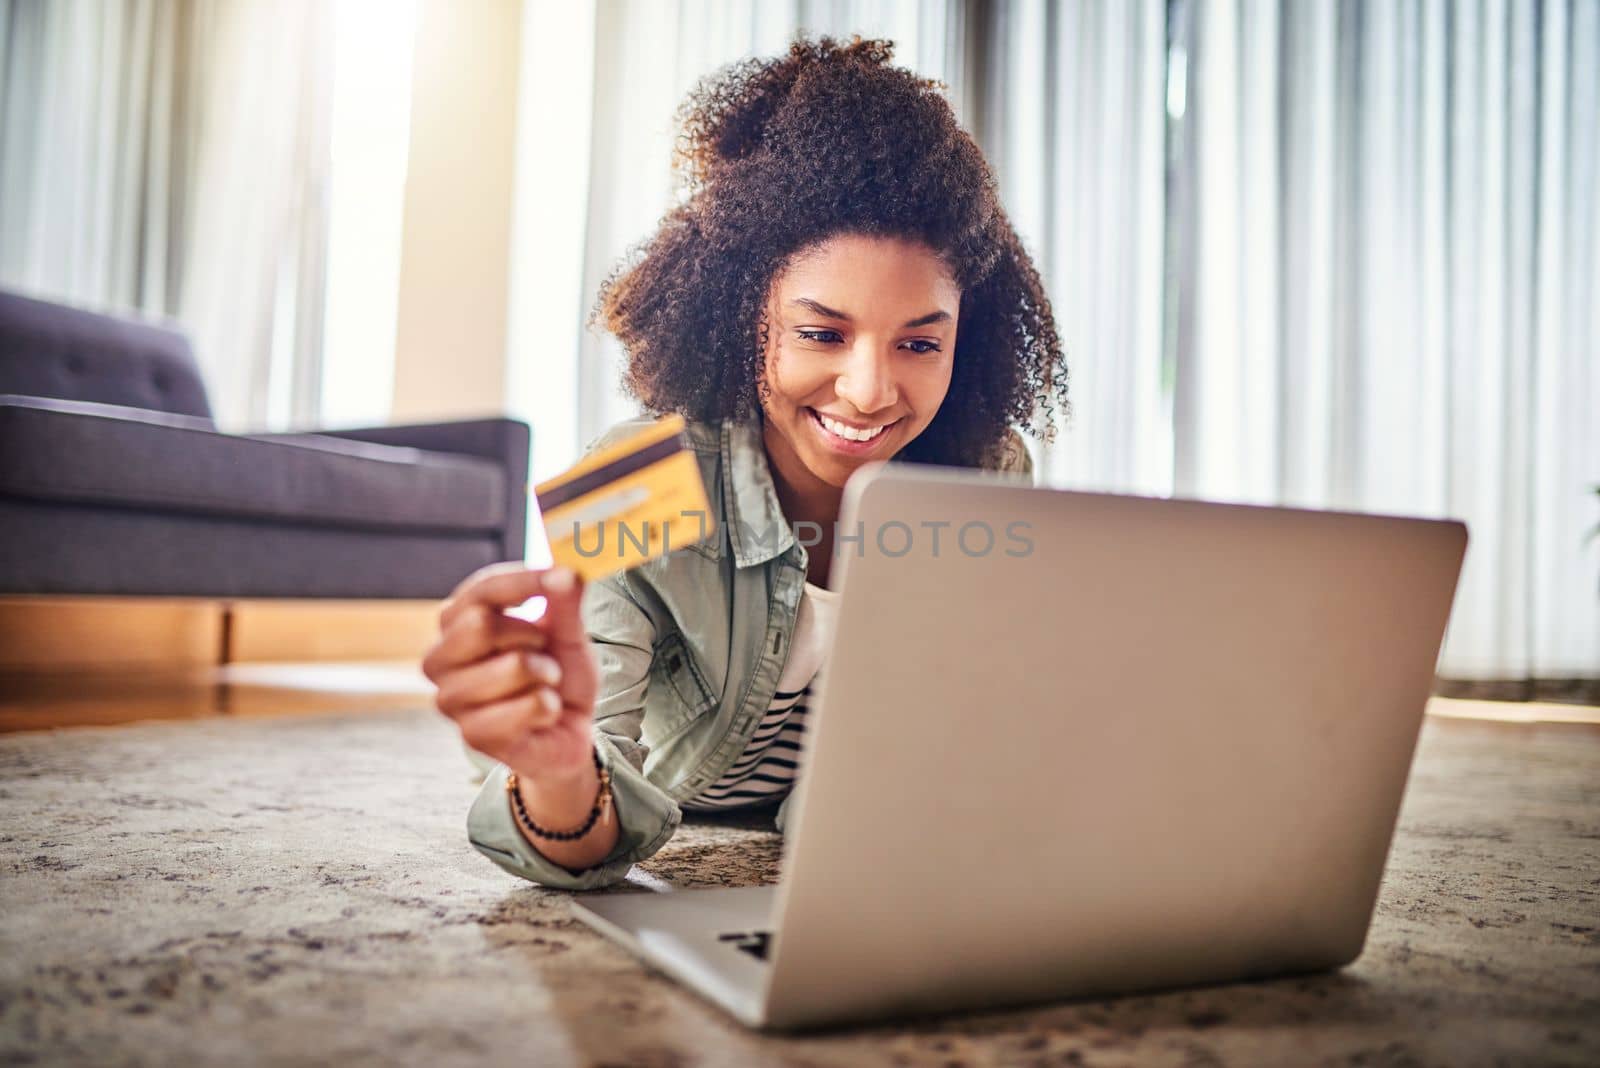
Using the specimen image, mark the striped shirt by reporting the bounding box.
[684,580,840,811]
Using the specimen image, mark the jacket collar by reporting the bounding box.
[718,418,798,569]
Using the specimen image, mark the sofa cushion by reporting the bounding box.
[0,288,213,421]
[0,397,505,534]
[0,498,501,597]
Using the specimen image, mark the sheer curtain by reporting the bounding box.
[0,0,335,430]
[0,0,195,315]
[1175,0,1599,682]
[982,0,1171,495]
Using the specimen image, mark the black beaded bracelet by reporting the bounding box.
[505,747,612,842]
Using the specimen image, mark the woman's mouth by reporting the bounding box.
[807,408,899,454]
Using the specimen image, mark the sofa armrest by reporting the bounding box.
[280,418,530,560]
[0,393,215,432]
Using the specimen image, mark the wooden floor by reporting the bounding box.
[1,659,1595,733]
[0,595,437,731]
[2,593,1594,733]
[0,660,433,732]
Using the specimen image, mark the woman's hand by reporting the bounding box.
[423,564,599,789]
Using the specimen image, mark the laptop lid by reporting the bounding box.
[759,463,1467,1029]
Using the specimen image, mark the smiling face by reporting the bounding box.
[758,233,960,492]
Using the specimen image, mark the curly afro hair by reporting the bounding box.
[591,34,1068,468]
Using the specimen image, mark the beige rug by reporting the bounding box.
[1,709,1597,1066]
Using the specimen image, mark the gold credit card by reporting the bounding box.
[535,414,715,581]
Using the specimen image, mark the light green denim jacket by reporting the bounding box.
[465,415,1032,890]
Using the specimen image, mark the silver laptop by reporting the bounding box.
[572,462,1468,1031]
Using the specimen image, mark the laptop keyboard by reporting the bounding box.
[717,930,773,961]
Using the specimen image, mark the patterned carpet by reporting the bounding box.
[0,709,1596,1066]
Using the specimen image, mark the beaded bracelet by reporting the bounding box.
[506,747,613,842]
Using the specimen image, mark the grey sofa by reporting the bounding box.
[0,288,528,599]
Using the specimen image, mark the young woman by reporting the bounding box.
[423,36,1069,889]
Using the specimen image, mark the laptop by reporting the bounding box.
[572,462,1469,1031]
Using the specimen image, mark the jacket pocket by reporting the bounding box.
[648,632,716,743]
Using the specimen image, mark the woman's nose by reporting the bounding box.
[834,344,899,415]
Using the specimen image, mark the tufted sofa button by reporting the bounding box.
[65,354,85,375]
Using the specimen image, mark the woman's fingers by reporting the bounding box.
[439,564,562,631]
[435,649,563,716]
[422,605,547,682]
[531,568,601,711]
[454,686,567,757]
[426,563,599,778]
[533,567,588,647]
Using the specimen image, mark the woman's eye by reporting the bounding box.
[794,331,941,354]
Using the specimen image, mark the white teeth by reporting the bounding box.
[816,411,888,442]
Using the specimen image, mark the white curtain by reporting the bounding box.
[0,0,335,431]
[984,0,1171,496]
[0,0,191,313]
[1175,0,1599,681]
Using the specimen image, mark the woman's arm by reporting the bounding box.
[509,758,620,871]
